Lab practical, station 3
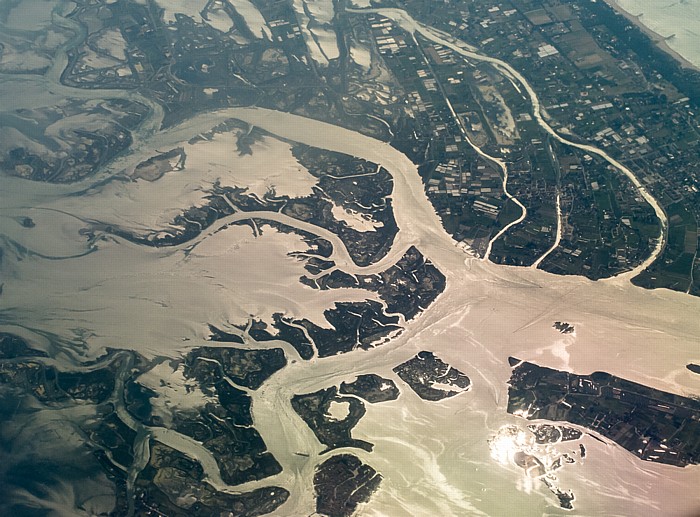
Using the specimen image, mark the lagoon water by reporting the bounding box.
[1,1,700,516]
[2,101,699,516]
[614,0,700,68]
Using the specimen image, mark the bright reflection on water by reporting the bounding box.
[488,426,531,467]
[488,424,577,507]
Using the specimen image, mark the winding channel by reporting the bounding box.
[349,6,668,278]
[400,17,527,261]
[0,5,697,517]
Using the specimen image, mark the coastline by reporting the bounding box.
[602,0,700,72]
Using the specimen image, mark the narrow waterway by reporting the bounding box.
[2,97,698,515]
[532,191,562,269]
[0,6,697,516]
[209,107,700,517]
[350,7,668,279]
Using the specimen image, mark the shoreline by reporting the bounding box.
[602,0,700,73]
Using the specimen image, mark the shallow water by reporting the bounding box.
[0,2,699,515]
[614,0,700,68]
[2,103,698,516]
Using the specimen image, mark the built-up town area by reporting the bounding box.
[2,1,700,515]
[368,0,700,291]
[29,0,697,294]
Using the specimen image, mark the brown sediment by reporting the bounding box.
[602,0,700,72]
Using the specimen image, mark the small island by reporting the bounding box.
[314,454,382,517]
[339,374,400,403]
[507,358,700,466]
[527,424,582,444]
[291,387,373,453]
[393,351,471,401]
[687,363,700,375]
[553,322,575,334]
